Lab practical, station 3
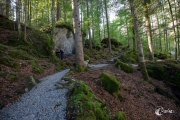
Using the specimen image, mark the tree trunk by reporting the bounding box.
[24,0,27,42]
[167,0,177,60]
[57,0,61,21]
[86,0,92,48]
[52,0,55,54]
[6,0,10,18]
[130,0,149,81]
[71,0,84,65]
[16,0,21,34]
[104,0,111,53]
[143,2,154,60]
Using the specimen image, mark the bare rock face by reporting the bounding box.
[54,28,75,54]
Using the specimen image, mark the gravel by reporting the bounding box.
[88,64,108,68]
[0,69,70,120]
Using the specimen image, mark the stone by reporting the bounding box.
[22,114,35,120]
[55,83,63,88]
[54,28,75,54]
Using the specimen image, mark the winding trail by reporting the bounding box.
[0,64,109,120]
[0,69,70,120]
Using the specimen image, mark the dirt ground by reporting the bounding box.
[1,55,180,120]
[72,63,180,120]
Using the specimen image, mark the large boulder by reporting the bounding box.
[54,28,75,54]
[101,38,122,48]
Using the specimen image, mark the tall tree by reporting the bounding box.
[104,0,112,53]
[52,0,55,54]
[86,0,92,48]
[6,0,10,18]
[57,0,61,21]
[129,0,149,81]
[16,0,21,34]
[24,0,27,42]
[71,0,84,65]
[167,0,177,60]
[143,0,154,60]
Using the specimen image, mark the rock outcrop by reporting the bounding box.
[54,28,75,54]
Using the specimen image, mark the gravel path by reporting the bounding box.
[88,64,108,68]
[0,69,70,120]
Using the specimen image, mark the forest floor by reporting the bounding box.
[1,55,180,120]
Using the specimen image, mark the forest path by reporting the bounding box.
[0,69,70,120]
[0,63,109,120]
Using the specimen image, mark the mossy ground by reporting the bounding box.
[67,81,111,120]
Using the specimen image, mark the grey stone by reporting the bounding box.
[22,114,35,120]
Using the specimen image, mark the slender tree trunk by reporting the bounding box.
[71,0,84,65]
[52,0,55,54]
[16,0,21,34]
[104,0,111,53]
[130,0,149,81]
[6,0,10,18]
[167,0,177,59]
[86,0,92,48]
[144,3,154,60]
[57,0,60,21]
[24,0,27,42]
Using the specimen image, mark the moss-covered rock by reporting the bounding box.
[101,38,122,48]
[99,72,123,100]
[115,111,127,120]
[146,61,180,99]
[67,81,111,120]
[115,60,133,73]
[120,51,138,64]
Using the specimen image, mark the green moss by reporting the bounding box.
[115,111,127,120]
[56,61,66,71]
[55,21,73,33]
[154,85,171,98]
[9,73,18,82]
[67,81,111,120]
[99,72,123,100]
[31,61,44,74]
[84,55,90,61]
[121,51,138,64]
[75,65,88,72]
[8,49,34,60]
[0,57,20,70]
[115,60,133,73]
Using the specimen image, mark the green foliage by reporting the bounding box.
[67,81,111,120]
[115,111,127,120]
[0,56,20,70]
[115,60,133,73]
[55,21,73,32]
[99,72,123,100]
[75,65,88,72]
[56,61,66,71]
[84,55,90,61]
[121,51,138,64]
[31,61,44,74]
